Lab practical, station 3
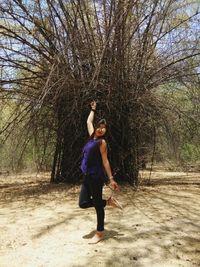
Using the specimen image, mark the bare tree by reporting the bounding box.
[0,0,199,184]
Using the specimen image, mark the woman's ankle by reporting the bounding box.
[88,231,104,244]
[96,231,104,237]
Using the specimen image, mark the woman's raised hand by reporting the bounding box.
[90,100,96,110]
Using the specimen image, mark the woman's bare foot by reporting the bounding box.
[88,231,104,244]
[107,196,123,210]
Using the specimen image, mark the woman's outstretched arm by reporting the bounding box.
[87,101,96,136]
[100,139,119,190]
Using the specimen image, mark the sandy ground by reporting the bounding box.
[0,170,200,267]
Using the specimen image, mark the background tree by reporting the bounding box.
[0,0,199,184]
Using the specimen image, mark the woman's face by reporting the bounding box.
[95,124,107,137]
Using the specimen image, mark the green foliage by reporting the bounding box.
[155,82,200,165]
[181,143,200,161]
[0,99,56,172]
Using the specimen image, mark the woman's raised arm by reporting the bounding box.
[87,101,96,136]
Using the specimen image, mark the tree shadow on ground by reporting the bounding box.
[140,171,200,186]
[79,185,200,267]
[32,213,76,240]
[0,179,77,205]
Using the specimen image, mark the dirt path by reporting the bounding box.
[0,171,200,267]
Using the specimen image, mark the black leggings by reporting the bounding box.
[79,174,106,231]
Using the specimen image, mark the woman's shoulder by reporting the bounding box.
[97,138,107,146]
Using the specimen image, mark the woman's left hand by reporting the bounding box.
[110,180,120,191]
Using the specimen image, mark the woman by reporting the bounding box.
[79,100,122,244]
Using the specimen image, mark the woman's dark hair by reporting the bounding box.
[94,118,107,128]
[90,118,107,139]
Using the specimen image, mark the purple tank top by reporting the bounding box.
[81,138,106,179]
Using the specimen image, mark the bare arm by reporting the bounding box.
[87,101,96,136]
[100,140,119,190]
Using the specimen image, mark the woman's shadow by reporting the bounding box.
[82,229,124,241]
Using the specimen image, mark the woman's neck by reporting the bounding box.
[93,134,99,140]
